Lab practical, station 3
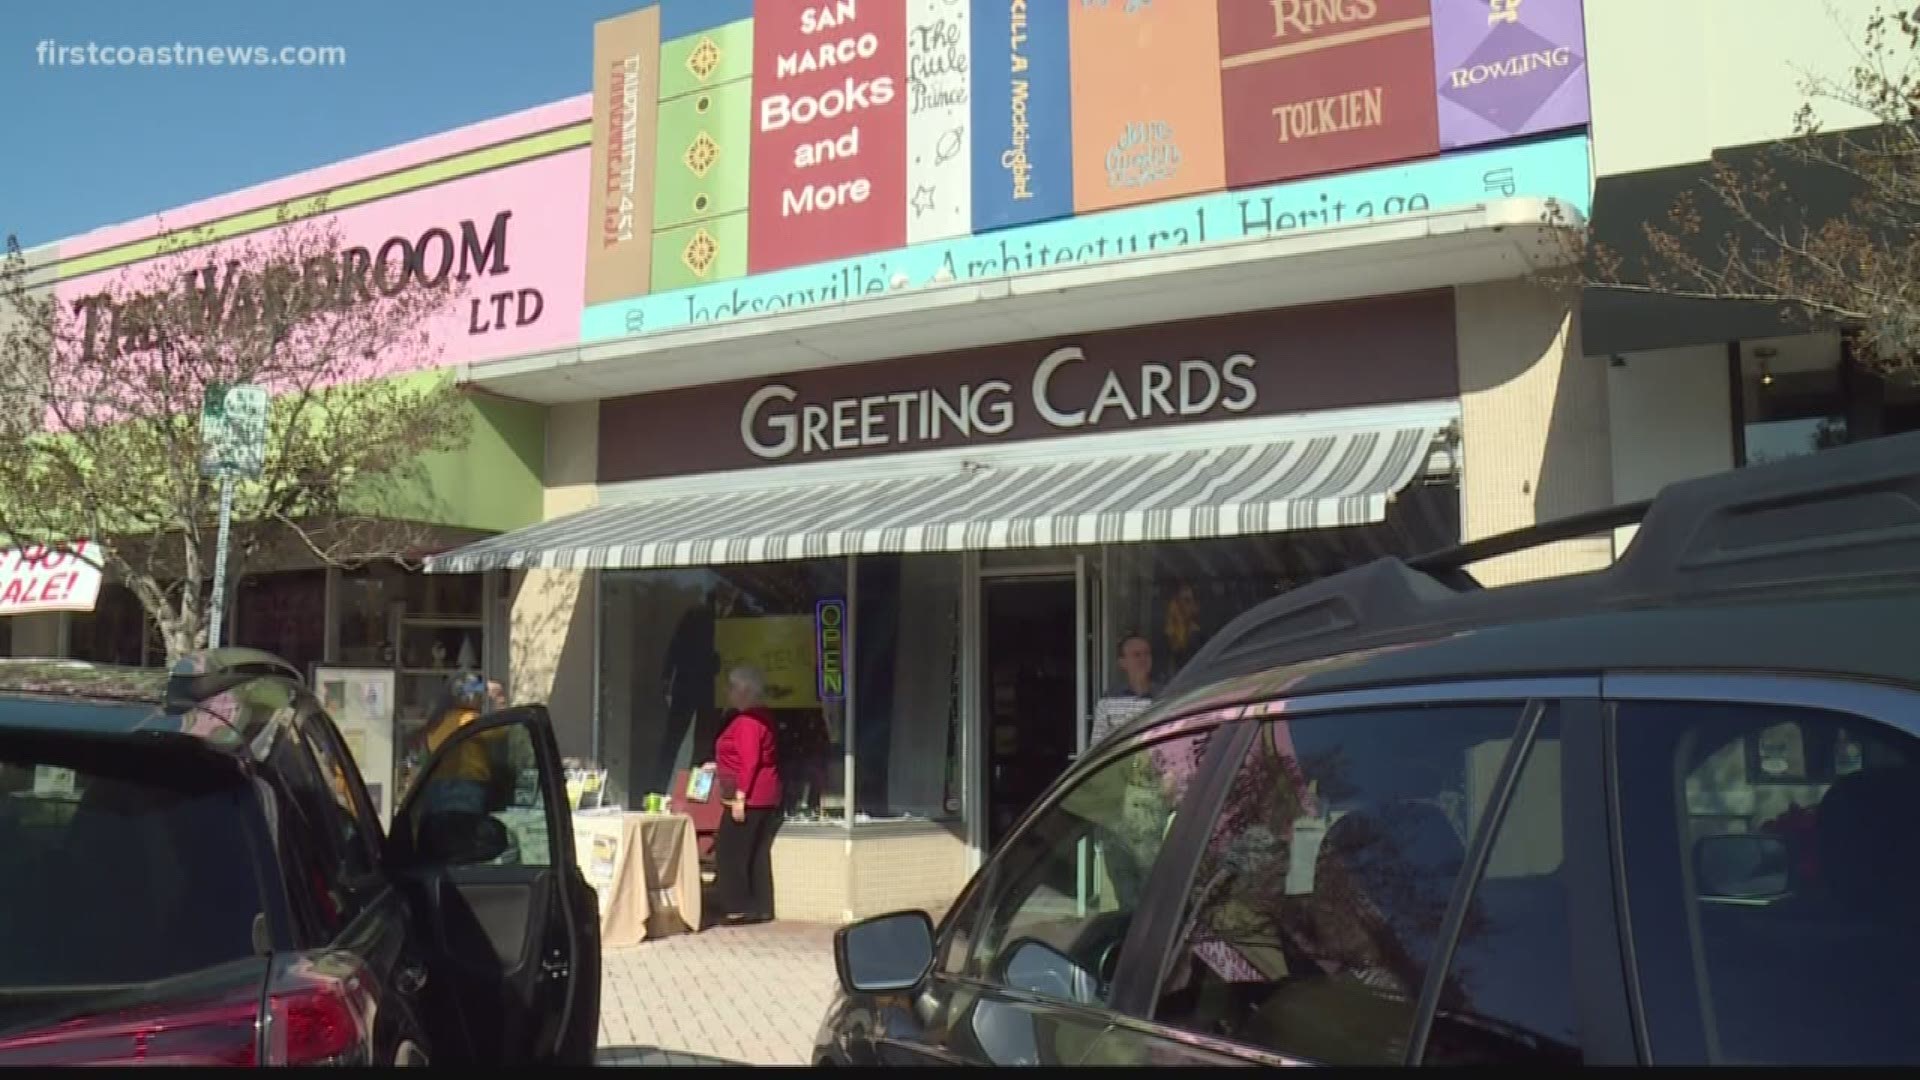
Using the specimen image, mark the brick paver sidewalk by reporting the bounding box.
[596,921,840,1067]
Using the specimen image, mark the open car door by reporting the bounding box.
[385,705,600,1066]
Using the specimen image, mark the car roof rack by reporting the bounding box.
[1164,429,1920,694]
[164,648,304,716]
[1404,499,1653,590]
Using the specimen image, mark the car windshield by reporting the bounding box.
[0,720,269,1035]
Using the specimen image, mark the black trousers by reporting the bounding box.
[715,807,781,920]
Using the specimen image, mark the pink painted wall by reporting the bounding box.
[60,96,589,256]
[53,96,590,376]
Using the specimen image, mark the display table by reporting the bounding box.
[572,811,703,947]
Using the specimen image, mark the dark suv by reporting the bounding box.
[820,431,1920,1067]
[0,650,599,1066]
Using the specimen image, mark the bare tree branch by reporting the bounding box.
[1546,3,1920,381]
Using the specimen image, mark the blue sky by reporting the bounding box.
[0,0,645,247]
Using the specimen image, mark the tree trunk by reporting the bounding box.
[161,621,200,665]
[121,571,206,665]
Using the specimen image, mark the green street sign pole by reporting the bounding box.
[200,383,267,650]
[207,475,235,648]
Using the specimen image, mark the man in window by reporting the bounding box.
[1090,633,1160,747]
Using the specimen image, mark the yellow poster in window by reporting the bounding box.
[713,615,820,710]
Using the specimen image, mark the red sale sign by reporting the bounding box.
[749,0,908,275]
[0,541,103,615]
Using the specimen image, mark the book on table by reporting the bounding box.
[685,768,715,803]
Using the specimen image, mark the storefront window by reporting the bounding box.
[1738,335,1920,466]
[339,566,488,729]
[1103,482,1459,686]
[404,572,485,619]
[232,570,327,680]
[68,582,158,666]
[600,560,848,822]
[853,554,963,824]
[337,566,404,668]
[1741,352,1847,466]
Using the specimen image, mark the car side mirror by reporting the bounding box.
[835,910,935,995]
[417,811,512,867]
[1695,832,1791,900]
[1002,938,1099,1005]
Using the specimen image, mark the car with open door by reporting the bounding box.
[0,650,598,1067]
[817,431,1920,1067]
[385,697,602,1066]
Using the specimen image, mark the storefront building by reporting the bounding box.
[17,0,1898,925]
[7,0,1895,925]
[1581,0,1920,546]
[5,95,595,803]
[430,0,1610,921]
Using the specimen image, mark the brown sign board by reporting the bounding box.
[599,289,1457,483]
[584,7,662,308]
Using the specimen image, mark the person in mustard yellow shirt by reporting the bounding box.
[420,674,504,815]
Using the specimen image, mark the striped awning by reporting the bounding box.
[425,423,1445,573]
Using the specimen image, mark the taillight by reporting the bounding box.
[0,965,373,1067]
[0,997,260,1066]
[263,981,366,1066]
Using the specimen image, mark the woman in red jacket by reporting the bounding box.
[708,665,783,925]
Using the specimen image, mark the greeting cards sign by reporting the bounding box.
[750,0,909,273]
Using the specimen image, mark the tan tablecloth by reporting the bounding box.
[573,811,703,947]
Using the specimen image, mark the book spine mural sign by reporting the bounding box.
[750,0,909,273]
[1432,0,1590,149]
[581,0,1591,336]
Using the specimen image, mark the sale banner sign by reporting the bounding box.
[0,541,104,615]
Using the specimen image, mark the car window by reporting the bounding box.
[1151,702,1571,1066]
[960,730,1213,1008]
[938,884,984,978]
[0,730,269,1029]
[266,717,371,934]
[403,718,550,868]
[1616,697,1920,1066]
[1419,711,1579,1065]
[296,702,380,874]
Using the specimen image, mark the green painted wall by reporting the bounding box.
[413,392,547,533]
[337,373,546,533]
[5,374,547,542]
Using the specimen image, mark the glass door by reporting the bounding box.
[1075,551,1103,761]
[979,571,1077,852]
[969,552,1107,865]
